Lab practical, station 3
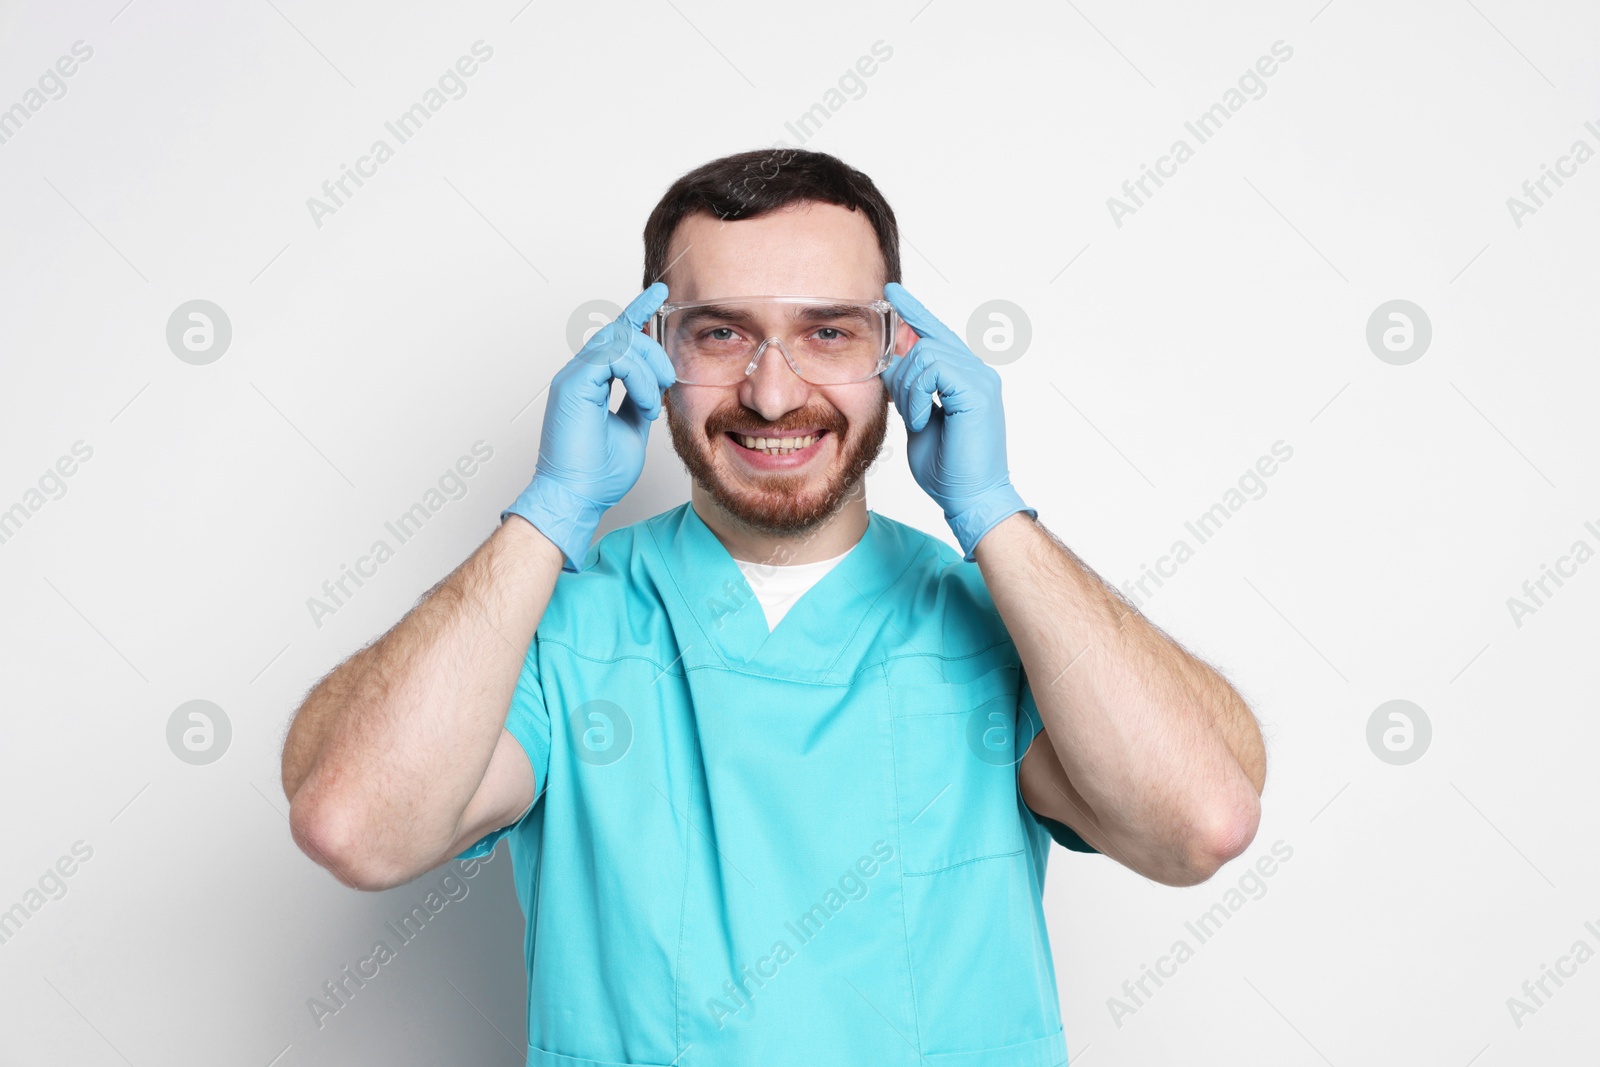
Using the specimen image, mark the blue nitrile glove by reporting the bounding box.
[503,283,676,572]
[881,282,1035,562]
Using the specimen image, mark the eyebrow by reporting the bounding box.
[793,304,874,323]
[676,303,875,328]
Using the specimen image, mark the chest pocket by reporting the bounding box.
[890,664,1028,876]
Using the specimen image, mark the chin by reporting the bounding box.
[706,469,851,536]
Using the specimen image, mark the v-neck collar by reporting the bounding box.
[645,500,907,679]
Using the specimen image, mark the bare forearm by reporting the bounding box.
[283,516,564,883]
[978,513,1263,879]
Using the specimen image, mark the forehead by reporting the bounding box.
[663,201,885,303]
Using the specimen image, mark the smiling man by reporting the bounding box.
[657,195,894,561]
[281,149,1267,1066]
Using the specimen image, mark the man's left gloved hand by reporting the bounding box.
[881,283,1035,562]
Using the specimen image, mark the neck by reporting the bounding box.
[690,482,868,565]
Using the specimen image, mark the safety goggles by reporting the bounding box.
[650,296,899,386]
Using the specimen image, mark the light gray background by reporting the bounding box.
[2,0,1596,1063]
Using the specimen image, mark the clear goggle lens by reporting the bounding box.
[652,297,897,386]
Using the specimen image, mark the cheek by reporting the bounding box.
[830,384,887,429]
[669,388,733,441]
[666,388,701,422]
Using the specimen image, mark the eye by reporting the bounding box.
[813,327,846,342]
[705,327,740,342]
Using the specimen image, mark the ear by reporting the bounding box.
[893,319,918,357]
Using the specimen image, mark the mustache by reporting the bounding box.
[704,408,847,437]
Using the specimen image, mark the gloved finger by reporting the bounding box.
[629,327,678,390]
[916,339,993,422]
[888,347,919,425]
[891,340,949,433]
[565,344,650,414]
[617,282,670,331]
[557,351,619,411]
[884,282,964,350]
[882,334,930,406]
[908,399,944,461]
[883,342,923,424]
[570,330,673,407]
[610,346,666,421]
[575,284,671,372]
[615,388,651,440]
[904,356,943,433]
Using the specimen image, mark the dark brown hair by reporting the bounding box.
[641,148,901,290]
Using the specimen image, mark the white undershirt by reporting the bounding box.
[732,544,856,631]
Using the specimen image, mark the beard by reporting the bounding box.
[664,387,889,537]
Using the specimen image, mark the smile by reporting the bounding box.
[723,429,829,466]
[731,431,821,455]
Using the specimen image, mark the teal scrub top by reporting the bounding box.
[459,501,1098,1067]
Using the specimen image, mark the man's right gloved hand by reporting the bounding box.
[503,283,676,572]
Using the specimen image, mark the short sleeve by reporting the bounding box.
[1017,675,1100,855]
[454,638,553,860]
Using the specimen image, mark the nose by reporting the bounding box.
[738,338,813,421]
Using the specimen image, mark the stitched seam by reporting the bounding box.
[887,656,923,1059]
[537,639,687,676]
[645,508,729,669]
[816,514,932,677]
[904,849,1028,877]
[673,727,697,1060]
[536,638,1019,687]
[878,639,1018,675]
[540,638,856,687]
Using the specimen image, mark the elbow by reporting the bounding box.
[1178,788,1262,886]
[289,791,412,893]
